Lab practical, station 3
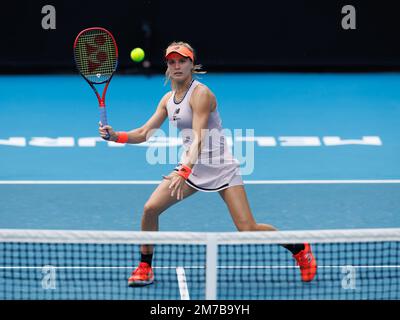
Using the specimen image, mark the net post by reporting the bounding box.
[205,233,218,300]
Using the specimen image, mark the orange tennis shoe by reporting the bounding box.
[293,243,317,282]
[128,262,154,287]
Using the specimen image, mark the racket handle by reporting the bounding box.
[100,107,111,140]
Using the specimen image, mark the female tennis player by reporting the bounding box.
[99,42,317,286]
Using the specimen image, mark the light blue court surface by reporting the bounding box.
[1,73,400,300]
[0,73,400,231]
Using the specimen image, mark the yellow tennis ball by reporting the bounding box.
[130,48,145,62]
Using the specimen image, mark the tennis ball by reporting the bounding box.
[130,48,145,63]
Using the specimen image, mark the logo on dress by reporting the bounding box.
[172,108,181,121]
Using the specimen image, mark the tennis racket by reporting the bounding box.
[73,27,118,140]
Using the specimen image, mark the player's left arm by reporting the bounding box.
[183,85,215,168]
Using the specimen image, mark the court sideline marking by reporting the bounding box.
[176,267,190,300]
[0,180,399,184]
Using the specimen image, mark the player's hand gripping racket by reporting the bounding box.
[73,27,118,140]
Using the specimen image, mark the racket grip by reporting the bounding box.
[99,107,110,140]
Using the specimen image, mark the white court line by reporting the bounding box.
[0,180,161,185]
[0,180,400,185]
[2,265,400,269]
[176,267,190,300]
[244,180,400,184]
[0,266,200,269]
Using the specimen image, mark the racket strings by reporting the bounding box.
[74,29,117,84]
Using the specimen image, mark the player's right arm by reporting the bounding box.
[99,92,172,143]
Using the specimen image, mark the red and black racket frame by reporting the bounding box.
[73,27,119,140]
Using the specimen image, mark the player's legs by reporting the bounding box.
[141,175,197,253]
[218,184,317,282]
[129,175,197,286]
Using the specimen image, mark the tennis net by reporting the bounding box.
[1,228,399,300]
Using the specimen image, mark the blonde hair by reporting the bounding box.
[164,41,206,87]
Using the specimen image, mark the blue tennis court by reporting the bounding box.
[1,73,400,230]
[1,73,400,300]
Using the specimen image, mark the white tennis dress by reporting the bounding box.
[166,79,243,192]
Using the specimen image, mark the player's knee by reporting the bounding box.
[237,223,276,232]
[236,221,257,232]
[143,202,161,218]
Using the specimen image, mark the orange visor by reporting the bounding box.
[165,45,194,62]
